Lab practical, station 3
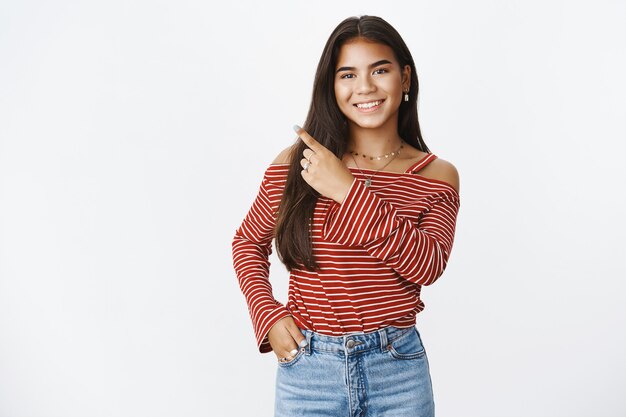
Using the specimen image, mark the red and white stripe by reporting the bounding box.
[232,153,460,353]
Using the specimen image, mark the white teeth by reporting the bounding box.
[356,100,382,109]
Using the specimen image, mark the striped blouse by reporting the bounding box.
[232,153,460,353]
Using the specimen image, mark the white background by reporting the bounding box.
[1,1,625,416]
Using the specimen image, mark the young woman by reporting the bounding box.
[232,15,460,417]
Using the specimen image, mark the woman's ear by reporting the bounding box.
[402,64,411,89]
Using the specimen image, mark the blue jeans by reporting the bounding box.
[274,325,435,417]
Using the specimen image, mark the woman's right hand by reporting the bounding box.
[268,316,308,361]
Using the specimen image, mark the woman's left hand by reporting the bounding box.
[294,125,355,204]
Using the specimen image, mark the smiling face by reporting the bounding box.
[334,38,411,131]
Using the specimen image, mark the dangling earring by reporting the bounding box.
[404,89,409,102]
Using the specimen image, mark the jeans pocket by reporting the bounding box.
[277,346,306,368]
[386,327,426,360]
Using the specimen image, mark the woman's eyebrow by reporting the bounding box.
[335,59,393,74]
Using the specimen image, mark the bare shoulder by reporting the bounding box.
[271,144,296,165]
[422,156,460,194]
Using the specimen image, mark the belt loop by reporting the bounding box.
[304,330,312,355]
[378,327,388,352]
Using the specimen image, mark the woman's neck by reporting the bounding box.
[347,125,403,156]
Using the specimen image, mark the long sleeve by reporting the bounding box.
[322,178,460,286]
[232,170,291,354]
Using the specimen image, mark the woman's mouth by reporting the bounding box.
[354,99,385,112]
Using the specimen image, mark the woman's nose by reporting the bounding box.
[355,75,375,93]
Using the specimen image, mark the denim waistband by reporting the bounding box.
[299,325,415,356]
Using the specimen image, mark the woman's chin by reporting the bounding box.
[347,117,389,130]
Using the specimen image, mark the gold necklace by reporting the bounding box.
[348,140,404,160]
[350,149,401,187]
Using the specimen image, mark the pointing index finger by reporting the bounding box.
[293,124,323,153]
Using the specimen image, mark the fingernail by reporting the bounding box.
[299,339,308,347]
[292,124,301,133]
[289,348,299,356]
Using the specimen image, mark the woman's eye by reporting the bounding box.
[340,68,387,79]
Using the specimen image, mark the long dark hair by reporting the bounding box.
[274,15,430,272]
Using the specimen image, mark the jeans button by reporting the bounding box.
[346,339,356,349]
